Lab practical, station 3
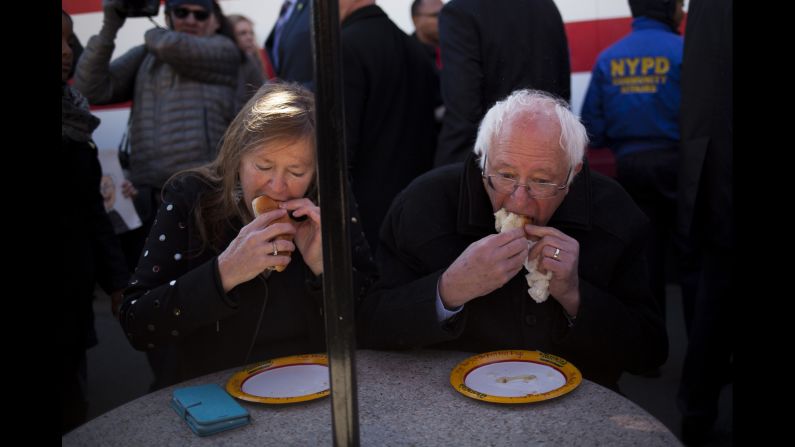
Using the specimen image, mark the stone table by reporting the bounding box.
[63,349,681,446]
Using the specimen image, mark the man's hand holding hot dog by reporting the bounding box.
[438,227,529,309]
[525,224,580,317]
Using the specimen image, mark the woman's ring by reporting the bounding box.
[271,241,279,256]
[552,247,561,261]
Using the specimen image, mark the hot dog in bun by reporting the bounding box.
[494,208,529,233]
[493,208,552,303]
[252,195,294,272]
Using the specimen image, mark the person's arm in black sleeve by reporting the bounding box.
[435,1,483,167]
[554,221,669,375]
[357,193,463,349]
[119,178,241,351]
[303,186,377,316]
[555,20,572,104]
[348,189,378,307]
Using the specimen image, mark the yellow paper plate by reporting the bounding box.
[226,353,330,404]
[450,350,582,404]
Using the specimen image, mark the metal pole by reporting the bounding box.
[310,0,359,445]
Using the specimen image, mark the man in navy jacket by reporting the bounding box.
[581,0,698,334]
[264,0,313,88]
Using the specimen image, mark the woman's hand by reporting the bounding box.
[217,208,296,292]
[120,179,138,198]
[282,198,323,276]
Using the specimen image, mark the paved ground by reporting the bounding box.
[82,284,732,445]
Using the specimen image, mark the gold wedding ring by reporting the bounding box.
[552,247,561,261]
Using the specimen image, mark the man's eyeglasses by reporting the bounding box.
[172,7,210,21]
[481,155,571,199]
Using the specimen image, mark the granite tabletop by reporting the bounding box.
[63,349,681,446]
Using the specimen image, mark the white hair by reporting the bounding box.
[473,89,588,186]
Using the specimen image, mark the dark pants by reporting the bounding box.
[677,246,733,437]
[61,350,88,435]
[616,148,701,321]
[61,280,98,434]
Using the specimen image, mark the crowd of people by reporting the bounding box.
[62,1,732,444]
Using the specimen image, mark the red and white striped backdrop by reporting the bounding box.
[62,0,685,153]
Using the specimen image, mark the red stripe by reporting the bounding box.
[567,15,688,73]
[90,101,133,111]
[62,0,103,15]
[63,0,165,15]
[566,17,633,73]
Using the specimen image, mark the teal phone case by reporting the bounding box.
[170,383,250,436]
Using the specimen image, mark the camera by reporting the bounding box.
[121,0,161,17]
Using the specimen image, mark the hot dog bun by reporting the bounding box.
[252,195,293,272]
[494,208,529,234]
[493,208,551,303]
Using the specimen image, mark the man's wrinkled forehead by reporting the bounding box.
[493,108,560,148]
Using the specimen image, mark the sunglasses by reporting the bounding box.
[172,7,210,21]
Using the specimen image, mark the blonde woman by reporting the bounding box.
[120,83,374,387]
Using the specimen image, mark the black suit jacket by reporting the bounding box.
[341,5,439,251]
[435,0,571,167]
[677,0,733,251]
[264,0,314,88]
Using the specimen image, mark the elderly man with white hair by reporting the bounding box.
[359,89,668,391]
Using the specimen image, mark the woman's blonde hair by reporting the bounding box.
[170,82,316,254]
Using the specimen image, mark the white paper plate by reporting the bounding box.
[450,350,582,404]
[226,353,329,404]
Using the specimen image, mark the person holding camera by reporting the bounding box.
[75,0,242,221]
[74,0,244,391]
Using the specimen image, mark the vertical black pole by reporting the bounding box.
[309,0,360,446]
